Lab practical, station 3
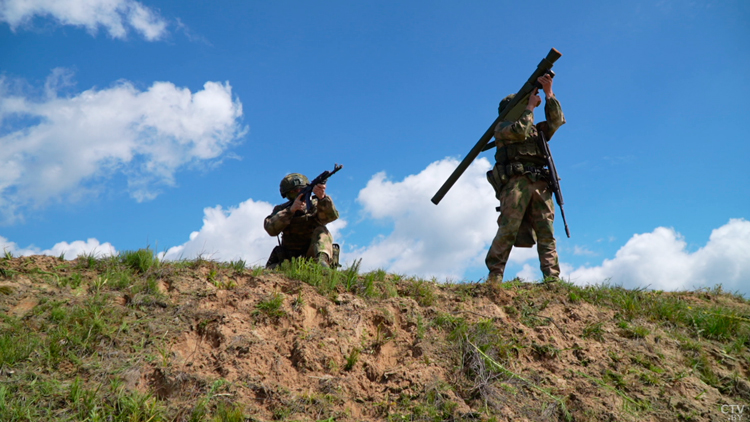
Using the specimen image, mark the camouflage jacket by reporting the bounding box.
[494,95,565,167]
[264,196,339,252]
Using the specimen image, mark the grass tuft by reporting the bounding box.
[120,248,157,273]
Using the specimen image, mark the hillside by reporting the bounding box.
[1,252,749,421]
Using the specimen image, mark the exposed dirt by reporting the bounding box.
[1,255,749,421]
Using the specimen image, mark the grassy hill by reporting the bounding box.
[1,251,748,421]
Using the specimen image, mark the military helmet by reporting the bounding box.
[498,94,515,115]
[280,173,309,199]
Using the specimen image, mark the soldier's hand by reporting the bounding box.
[537,74,554,98]
[313,183,326,199]
[291,193,306,213]
[527,89,542,110]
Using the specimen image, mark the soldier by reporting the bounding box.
[264,173,339,268]
[485,73,565,284]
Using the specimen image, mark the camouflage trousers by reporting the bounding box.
[485,175,560,281]
[266,226,335,269]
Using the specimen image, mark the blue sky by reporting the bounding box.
[1,0,749,295]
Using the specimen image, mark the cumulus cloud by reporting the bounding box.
[160,198,348,267]
[565,219,750,296]
[349,157,531,280]
[1,235,116,259]
[0,0,168,40]
[0,70,246,222]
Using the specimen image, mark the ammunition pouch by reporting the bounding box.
[505,162,549,178]
[332,243,341,268]
[486,164,508,201]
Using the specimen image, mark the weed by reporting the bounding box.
[292,292,305,311]
[568,290,581,303]
[582,321,605,341]
[471,342,572,421]
[519,300,551,328]
[0,267,18,279]
[619,322,650,339]
[61,272,84,289]
[604,370,627,389]
[89,276,109,293]
[254,292,286,319]
[531,342,561,360]
[415,314,426,340]
[279,257,340,296]
[639,371,661,386]
[343,259,361,291]
[229,259,246,274]
[212,402,246,422]
[630,354,664,373]
[403,278,436,307]
[344,347,360,371]
[211,271,237,290]
[432,312,466,331]
[120,248,157,273]
[0,317,40,366]
[105,268,133,290]
[76,251,99,269]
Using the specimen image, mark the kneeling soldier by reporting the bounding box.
[264,173,339,268]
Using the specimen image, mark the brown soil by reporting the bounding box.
[1,255,748,421]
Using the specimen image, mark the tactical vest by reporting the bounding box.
[280,207,322,253]
[495,126,546,167]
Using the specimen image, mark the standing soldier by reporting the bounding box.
[485,73,565,284]
[264,173,339,268]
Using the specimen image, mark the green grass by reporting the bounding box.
[0,316,40,367]
[253,292,286,319]
[278,257,342,296]
[564,282,750,342]
[344,347,360,371]
[582,321,605,341]
[120,248,157,273]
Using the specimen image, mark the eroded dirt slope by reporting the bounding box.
[1,255,749,421]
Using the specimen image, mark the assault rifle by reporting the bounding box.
[538,130,570,238]
[431,48,562,205]
[281,164,343,212]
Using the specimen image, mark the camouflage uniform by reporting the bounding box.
[264,196,339,269]
[486,94,566,282]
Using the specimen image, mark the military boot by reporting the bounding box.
[317,253,331,268]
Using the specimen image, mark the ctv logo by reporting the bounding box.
[722,405,746,421]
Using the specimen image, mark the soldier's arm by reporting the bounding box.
[264,205,293,236]
[494,109,536,143]
[542,95,566,139]
[315,196,339,225]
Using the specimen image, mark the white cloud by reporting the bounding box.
[348,157,501,280]
[0,70,246,222]
[1,235,116,259]
[0,0,168,40]
[573,245,596,256]
[160,198,348,267]
[565,219,750,296]
[348,157,549,280]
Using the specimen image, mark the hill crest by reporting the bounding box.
[1,253,749,421]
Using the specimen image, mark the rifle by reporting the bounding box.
[281,164,343,212]
[431,48,562,205]
[538,130,570,238]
